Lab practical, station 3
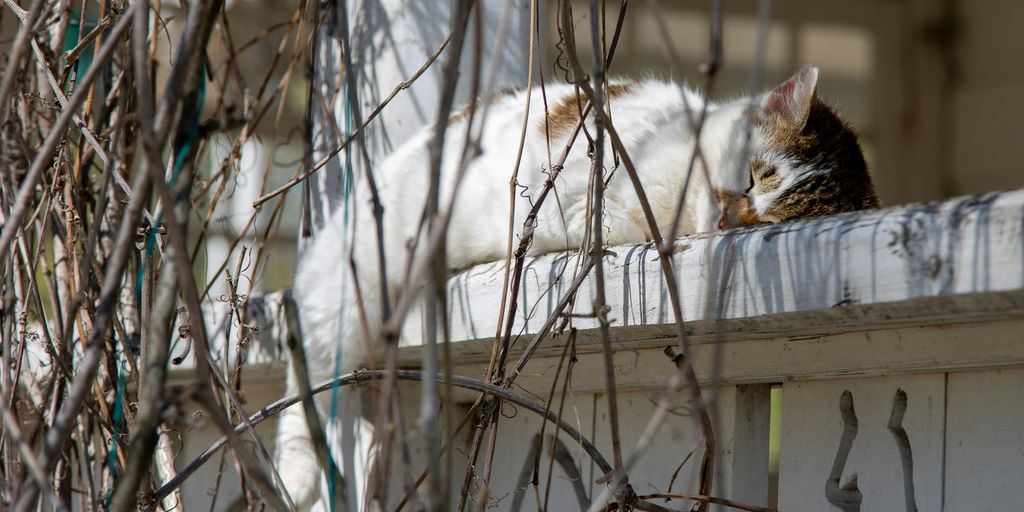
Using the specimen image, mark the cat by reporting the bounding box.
[275,65,879,510]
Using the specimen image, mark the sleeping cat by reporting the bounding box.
[276,65,878,509]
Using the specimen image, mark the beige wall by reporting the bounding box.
[950,0,1024,196]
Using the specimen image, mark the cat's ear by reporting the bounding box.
[761,65,818,130]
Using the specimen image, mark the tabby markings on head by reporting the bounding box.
[719,65,879,229]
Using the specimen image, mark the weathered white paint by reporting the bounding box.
[944,368,1024,510]
[403,189,1024,353]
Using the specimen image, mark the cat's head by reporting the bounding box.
[717,65,879,229]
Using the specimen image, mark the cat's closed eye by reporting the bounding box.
[747,162,780,194]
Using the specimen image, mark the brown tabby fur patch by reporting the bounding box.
[543,83,635,138]
[759,98,879,222]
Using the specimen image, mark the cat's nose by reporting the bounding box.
[718,212,732,230]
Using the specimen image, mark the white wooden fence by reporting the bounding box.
[172,187,1024,511]
[394,187,1024,511]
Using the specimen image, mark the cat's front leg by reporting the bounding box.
[276,371,324,511]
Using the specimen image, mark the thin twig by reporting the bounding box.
[557,15,719,512]
[638,493,777,512]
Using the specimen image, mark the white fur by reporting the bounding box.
[278,79,782,510]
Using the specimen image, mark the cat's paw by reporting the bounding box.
[275,408,322,510]
[277,449,321,511]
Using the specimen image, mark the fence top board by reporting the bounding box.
[397,188,1024,372]
[169,188,1024,385]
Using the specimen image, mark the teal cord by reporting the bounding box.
[325,80,356,512]
[134,65,208,299]
[63,12,96,90]
[328,84,354,424]
[103,356,128,508]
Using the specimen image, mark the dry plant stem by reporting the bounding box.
[63,13,115,70]
[143,244,181,512]
[5,159,66,413]
[417,0,477,505]
[0,0,44,124]
[474,414,500,512]
[108,218,182,512]
[27,37,150,224]
[456,418,485,512]
[336,0,391,344]
[585,0,626,488]
[238,4,314,297]
[122,1,286,509]
[493,0,539,369]
[11,151,150,512]
[335,0,418,506]
[282,291,344,507]
[487,0,628,390]
[155,370,614,502]
[0,397,68,512]
[457,5,521,509]
[462,6,629,507]
[631,500,679,512]
[541,331,580,511]
[421,0,474,506]
[888,388,917,512]
[191,389,290,511]
[558,10,717,510]
[203,351,296,510]
[638,493,776,512]
[0,8,133,269]
[383,103,589,384]
[9,16,139,511]
[826,390,863,512]
[145,110,290,512]
[108,0,232,508]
